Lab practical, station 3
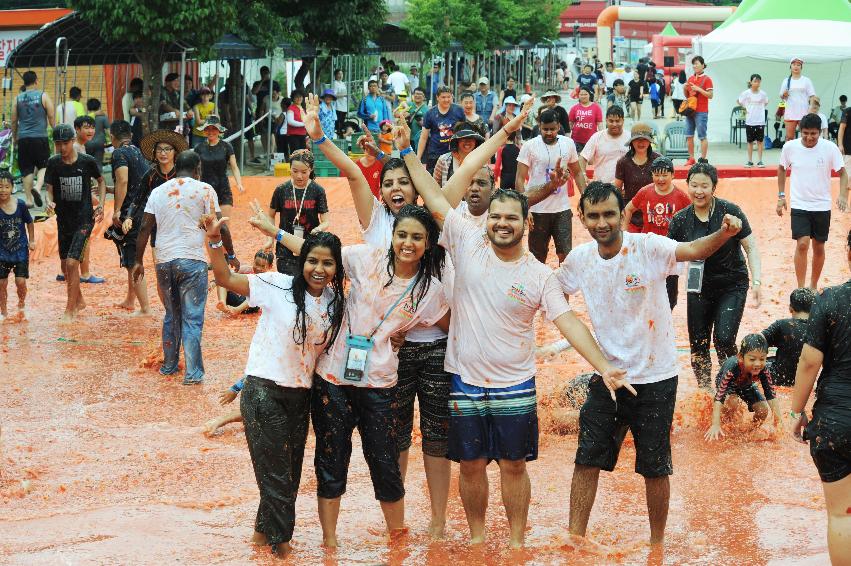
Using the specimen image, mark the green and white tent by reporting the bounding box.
[694,0,851,139]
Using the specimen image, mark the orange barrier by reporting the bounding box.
[31,201,114,262]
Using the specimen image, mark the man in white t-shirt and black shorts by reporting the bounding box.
[515,109,587,264]
[558,181,745,545]
[778,113,848,289]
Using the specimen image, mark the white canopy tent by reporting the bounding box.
[693,0,851,141]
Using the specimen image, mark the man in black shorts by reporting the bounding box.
[556,182,744,544]
[778,113,848,289]
[44,124,105,322]
[791,228,851,564]
[108,120,152,315]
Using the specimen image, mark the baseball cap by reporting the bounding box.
[790,56,803,65]
[477,77,489,85]
[53,123,75,142]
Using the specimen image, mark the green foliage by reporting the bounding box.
[269,0,387,53]
[402,0,571,54]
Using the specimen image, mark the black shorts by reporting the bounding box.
[729,384,767,411]
[226,290,259,314]
[745,125,765,144]
[396,338,451,457]
[791,209,830,242]
[114,226,138,268]
[575,375,678,477]
[58,223,93,261]
[17,137,50,176]
[0,260,29,279]
[807,405,851,483]
[528,209,572,261]
[212,181,234,207]
[311,377,404,502]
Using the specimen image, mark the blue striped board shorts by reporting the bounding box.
[447,374,538,463]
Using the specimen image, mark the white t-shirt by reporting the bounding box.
[387,71,409,95]
[737,89,768,126]
[580,130,630,183]
[361,197,449,343]
[780,76,816,121]
[779,138,844,212]
[456,200,488,227]
[439,208,571,388]
[315,245,448,388]
[556,232,679,385]
[244,273,334,388]
[517,135,579,214]
[818,112,829,132]
[333,80,348,113]
[443,202,487,305]
[144,177,220,264]
[122,92,134,122]
[604,71,618,89]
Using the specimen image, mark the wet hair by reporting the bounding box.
[687,162,718,189]
[73,115,95,129]
[254,249,274,266]
[739,333,768,356]
[109,120,133,140]
[385,205,445,307]
[789,287,815,313]
[539,109,558,125]
[289,149,315,179]
[0,169,14,186]
[175,150,200,175]
[289,231,345,352]
[612,78,624,88]
[436,86,452,97]
[379,157,408,186]
[691,55,706,67]
[606,105,624,119]
[799,113,822,131]
[69,86,81,99]
[86,98,101,112]
[22,71,37,86]
[579,181,624,213]
[749,73,762,83]
[489,188,529,218]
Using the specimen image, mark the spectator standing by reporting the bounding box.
[286,90,308,152]
[159,72,190,133]
[577,64,599,101]
[568,89,603,153]
[684,56,713,165]
[11,71,54,208]
[459,92,487,137]
[417,86,465,173]
[122,77,143,122]
[737,74,769,167]
[541,90,570,135]
[670,70,686,120]
[131,150,238,385]
[406,87,429,151]
[426,61,442,103]
[318,90,337,140]
[332,69,348,133]
[357,80,392,134]
[500,76,517,105]
[473,77,498,130]
[408,65,420,93]
[85,98,110,174]
[828,95,846,140]
[387,62,410,99]
[58,86,86,126]
[780,57,816,143]
[777,113,848,290]
[628,70,646,121]
[191,87,216,146]
[579,106,629,183]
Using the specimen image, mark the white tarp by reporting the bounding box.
[694,18,851,140]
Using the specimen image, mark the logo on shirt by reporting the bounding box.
[646,202,679,228]
[507,281,529,303]
[625,273,644,292]
[399,298,419,320]
[59,175,84,202]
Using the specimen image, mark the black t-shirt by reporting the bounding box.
[193,140,235,194]
[762,317,808,386]
[667,198,752,289]
[499,144,520,190]
[628,80,646,101]
[841,108,851,156]
[45,153,100,228]
[806,281,851,405]
[111,143,150,218]
[269,180,329,260]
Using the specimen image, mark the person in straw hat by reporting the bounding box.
[540,89,570,135]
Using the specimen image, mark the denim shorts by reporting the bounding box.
[685,111,708,140]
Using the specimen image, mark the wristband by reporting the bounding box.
[312,135,327,145]
[276,229,285,243]
[230,377,245,393]
[752,280,761,287]
[778,192,785,198]
[377,150,387,160]
[208,240,223,249]
[789,410,803,420]
[226,253,236,261]
[400,146,414,157]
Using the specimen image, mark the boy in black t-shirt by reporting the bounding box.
[44,124,106,322]
[761,288,815,386]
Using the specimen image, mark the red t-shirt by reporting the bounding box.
[628,183,692,235]
[568,103,603,144]
[356,158,383,198]
[686,73,713,113]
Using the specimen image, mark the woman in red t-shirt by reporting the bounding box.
[286,90,308,153]
[568,89,602,152]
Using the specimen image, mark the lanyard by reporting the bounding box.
[291,182,308,225]
[348,276,417,339]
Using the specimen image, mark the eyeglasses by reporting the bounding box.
[155,146,175,153]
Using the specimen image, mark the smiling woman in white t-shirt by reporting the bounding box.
[780,57,817,142]
[203,216,345,559]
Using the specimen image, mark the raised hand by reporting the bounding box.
[358,127,381,157]
[546,158,569,192]
[720,213,742,236]
[248,199,278,238]
[303,93,324,140]
[201,213,229,240]
[394,114,412,150]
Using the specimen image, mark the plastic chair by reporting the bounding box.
[730,106,747,147]
[661,121,690,161]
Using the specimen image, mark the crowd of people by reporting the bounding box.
[1,55,851,564]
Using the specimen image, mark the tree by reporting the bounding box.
[71,0,236,132]
[402,0,571,54]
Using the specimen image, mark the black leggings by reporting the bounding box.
[686,284,748,389]
[240,376,311,546]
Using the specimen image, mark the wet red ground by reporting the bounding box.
[1,177,848,564]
